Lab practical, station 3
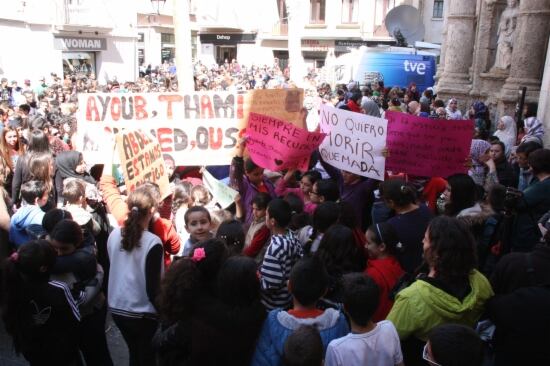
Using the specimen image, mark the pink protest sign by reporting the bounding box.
[246,112,325,171]
[385,111,474,177]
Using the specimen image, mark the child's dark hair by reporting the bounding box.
[301,170,322,185]
[20,180,47,204]
[341,273,380,327]
[184,206,212,225]
[42,209,73,235]
[284,192,310,231]
[428,324,484,366]
[380,179,416,207]
[315,179,339,202]
[159,239,228,323]
[216,219,245,255]
[367,222,402,257]
[217,256,261,306]
[245,157,260,173]
[122,185,159,251]
[2,240,57,352]
[50,219,84,248]
[267,198,292,228]
[282,325,323,366]
[316,224,365,274]
[252,192,272,210]
[289,257,328,307]
[304,202,340,253]
[62,178,86,204]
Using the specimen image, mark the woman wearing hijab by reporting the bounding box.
[520,103,544,145]
[469,139,498,191]
[445,98,462,120]
[361,98,381,117]
[54,151,96,206]
[469,101,490,140]
[493,115,517,157]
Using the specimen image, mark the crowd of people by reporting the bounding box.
[0,62,549,366]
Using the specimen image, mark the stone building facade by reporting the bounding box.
[436,0,550,141]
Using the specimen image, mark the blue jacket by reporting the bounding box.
[9,204,45,247]
[251,308,349,366]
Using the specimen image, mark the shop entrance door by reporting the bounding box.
[216,46,236,64]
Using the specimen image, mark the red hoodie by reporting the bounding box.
[365,256,404,321]
[347,99,361,113]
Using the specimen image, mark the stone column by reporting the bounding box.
[173,0,194,91]
[434,14,448,82]
[436,0,477,107]
[500,0,550,109]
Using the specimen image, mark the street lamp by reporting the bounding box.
[150,0,166,15]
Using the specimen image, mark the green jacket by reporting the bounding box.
[386,269,494,341]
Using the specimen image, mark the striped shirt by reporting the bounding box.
[260,230,303,310]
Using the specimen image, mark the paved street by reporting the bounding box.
[0,313,129,366]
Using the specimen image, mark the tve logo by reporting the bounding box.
[403,60,426,75]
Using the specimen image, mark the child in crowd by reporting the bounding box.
[282,325,323,366]
[325,273,404,366]
[424,324,484,366]
[259,199,304,310]
[9,180,49,246]
[252,257,349,365]
[230,138,276,226]
[297,201,340,254]
[276,169,322,214]
[190,184,214,208]
[1,240,83,365]
[308,179,340,205]
[181,206,213,256]
[284,192,310,232]
[48,219,113,366]
[243,192,272,263]
[364,223,405,321]
[62,178,100,236]
[216,219,245,255]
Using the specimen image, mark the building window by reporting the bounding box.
[138,33,144,42]
[161,33,175,43]
[433,0,444,18]
[341,0,358,23]
[310,0,325,24]
[277,0,288,23]
[138,49,145,66]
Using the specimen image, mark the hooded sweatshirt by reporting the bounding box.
[386,269,493,341]
[251,308,349,366]
[9,204,45,247]
[366,256,405,321]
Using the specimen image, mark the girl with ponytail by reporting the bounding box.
[107,185,164,366]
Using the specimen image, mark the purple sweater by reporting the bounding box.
[321,160,377,230]
[230,157,276,226]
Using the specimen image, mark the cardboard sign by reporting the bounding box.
[246,112,325,172]
[202,169,238,209]
[385,111,474,177]
[115,129,170,199]
[76,90,304,166]
[318,105,387,181]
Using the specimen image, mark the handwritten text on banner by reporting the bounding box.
[246,113,325,172]
[384,111,474,177]
[318,105,387,181]
[76,90,304,166]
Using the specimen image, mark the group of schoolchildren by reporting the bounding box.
[2,98,550,366]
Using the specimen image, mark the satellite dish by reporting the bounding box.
[385,5,425,45]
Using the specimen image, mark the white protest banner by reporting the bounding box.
[202,169,238,208]
[318,104,387,181]
[75,89,304,166]
[115,129,170,199]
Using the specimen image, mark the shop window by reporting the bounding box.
[433,0,444,18]
[310,0,325,24]
[341,0,358,23]
[161,48,175,63]
[138,33,144,42]
[138,49,145,66]
[62,52,95,77]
